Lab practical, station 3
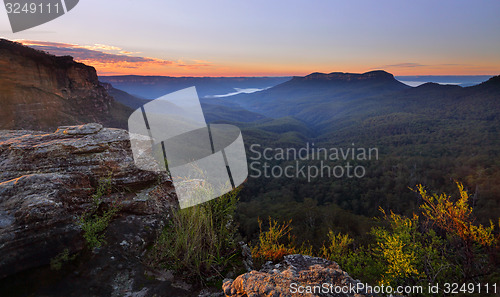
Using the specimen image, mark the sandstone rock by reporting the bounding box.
[55,123,104,135]
[0,123,239,296]
[0,124,174,279]
[223,254,376,297]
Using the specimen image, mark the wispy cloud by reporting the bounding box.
[377,63,427,68]
[438,63,470,67]
[16,40,215,75]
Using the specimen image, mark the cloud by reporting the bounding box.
[438,63,470,67]
[86,44,122,51]
[379,63,427,68]
[119,50,141,55]
[28,45,161,64]
[19,40,76,47]
[15,40,214,74]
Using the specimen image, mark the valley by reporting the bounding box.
[1,39,499,296]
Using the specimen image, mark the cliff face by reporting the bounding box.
[0,39,131,131]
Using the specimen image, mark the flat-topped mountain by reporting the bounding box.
[206,70,410,126]
[296,70,400,82]
[0,39,131,131]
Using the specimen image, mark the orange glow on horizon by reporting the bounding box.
[88,57,499,77]
[16,39,500,77]
[93,64,499,77]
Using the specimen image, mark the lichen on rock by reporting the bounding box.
[223,254,377,297]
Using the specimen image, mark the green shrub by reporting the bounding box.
[370,210,423,286]
[416,182,497,282]
[320,230,353,262]
[149,185,241,284]
[417,182,495,247]
[50,248,77,271]
[78,176,120,249]
[251,218,297,265]
[319,183,499,295]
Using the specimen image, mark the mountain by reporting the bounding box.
[211,71,500,238]
[0,39,132,131]
[396,75,493,87]
[99,75,291,99]
[316,75,500,140]
[101,82,150,109]
[209,70,410,128]
[201,103,268,123]
[469,74,500,92]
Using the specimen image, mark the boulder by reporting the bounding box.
[223,254,377,297]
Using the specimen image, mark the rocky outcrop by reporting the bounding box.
[0,124,179,295]
[223,254,376,297]
[0,39,132,131]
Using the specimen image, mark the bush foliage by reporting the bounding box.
[149,186,241,284]
[251,182,499,296]
[78,177,120,249]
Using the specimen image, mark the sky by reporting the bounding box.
[1,0,500,77]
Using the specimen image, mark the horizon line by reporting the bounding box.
[98,73,499,78]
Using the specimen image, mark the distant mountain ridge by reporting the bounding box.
[471,74,500,91]
[298,70,398,82]
[100,75,291,99]
[101,82,150,109]
[396,75,493,87]
[0,39,131,131]
[199,70,499,155]
[206,70,410,127]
